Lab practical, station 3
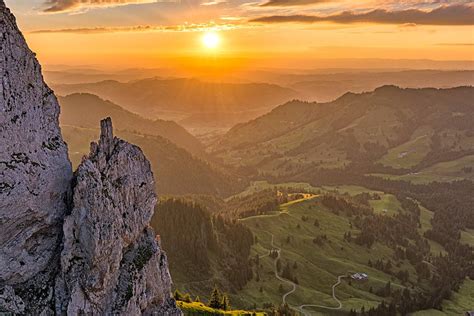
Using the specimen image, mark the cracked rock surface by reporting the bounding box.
[0,0,72,286]
[55,119,181,315]
[0,1,181,314]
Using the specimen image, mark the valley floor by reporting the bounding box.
[232,182,473,315]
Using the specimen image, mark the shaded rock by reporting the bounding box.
[55,118,181,315]
[0,0,72,286]
[0,1,181,314]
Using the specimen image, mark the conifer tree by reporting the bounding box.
[209,285,222,309]
[183,293,192,303]
[221,294,230,311]
[173,289,183,301]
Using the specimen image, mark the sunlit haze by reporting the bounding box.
[1,1,474,315]
[5,0,474,72]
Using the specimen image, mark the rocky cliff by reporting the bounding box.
[55,118,180,315]
[0,1,180,314]
[0,0,73,313]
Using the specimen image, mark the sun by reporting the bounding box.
[202,32,220,49]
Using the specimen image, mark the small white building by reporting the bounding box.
[351,273,368,281]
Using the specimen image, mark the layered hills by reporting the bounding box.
[212,86,474,182]
[59,93,203,155]
[52,78,299,130]
[59,93,243,196]
[283,70,474,102]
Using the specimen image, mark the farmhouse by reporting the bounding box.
[351,273,369,281]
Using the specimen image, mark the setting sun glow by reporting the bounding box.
[202,32,220,50]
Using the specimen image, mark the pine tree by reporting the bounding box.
[209,285,222,309]
[183,293,192,303]
[221,294,230,311]
[173,289,183,301]
[385,281,392,297]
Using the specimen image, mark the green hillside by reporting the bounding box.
[159,181,473,314]
[413,279,474,315]
[377,128,433,169]
[237,194,403,313]
[374,154,474,184]
[211,86,474,182]
[177,301,266,316]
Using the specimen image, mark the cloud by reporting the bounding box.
[260,0,334,7]
[251,4,474,25]
[42,0,160,13]
[30,22,249,34]
[201,0,227,5]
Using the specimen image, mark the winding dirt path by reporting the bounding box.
[243,194,347,315]
[269,234,297,304]
[265,233,345,315]
[297,274,346,314]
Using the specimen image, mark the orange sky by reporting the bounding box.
[6,0,474,70]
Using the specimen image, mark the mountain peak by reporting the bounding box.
[99,117,114,157]
[374,84,401,92]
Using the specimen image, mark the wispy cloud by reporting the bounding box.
[42,0,162,13]
[30,22,250,34]
[251,4,474,25]
[260,0,334,7]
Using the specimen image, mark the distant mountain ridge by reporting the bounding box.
[52,78,299,129]
[59,93,204,155]
[59,93,243,196]
[212,86,474,180]
[50,70,474,132]
[285,70,474,102]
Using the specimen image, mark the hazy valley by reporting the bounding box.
[1,1,473,315]
[54,80,474,315]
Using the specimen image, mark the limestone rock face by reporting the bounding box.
[0,1,181,314]
[55,118,181,315]
[0,0,72,286]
